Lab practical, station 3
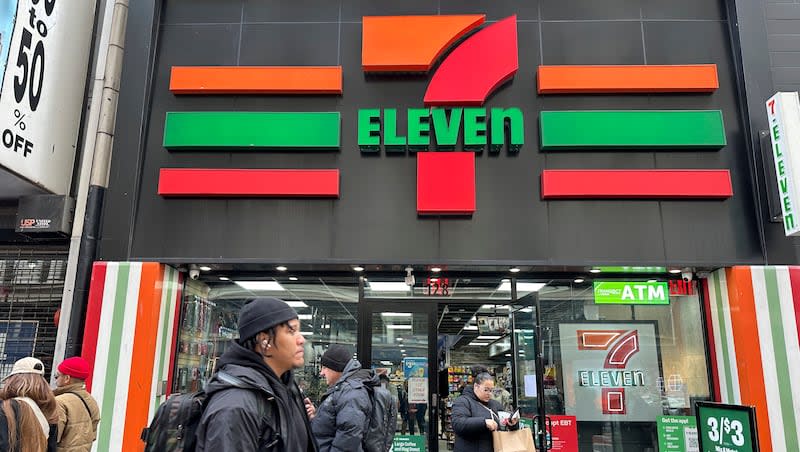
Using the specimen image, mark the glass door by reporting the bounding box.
[512,278,715,452]
[360,300,438,452]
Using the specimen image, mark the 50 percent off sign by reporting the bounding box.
[696,402,759,452]
[0,0,95,194]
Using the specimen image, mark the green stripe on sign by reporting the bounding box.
[97,263,130,452]
[763,267,799,452]
[163,112,341,149]
[540,110,726,150]
[712,274,737,403]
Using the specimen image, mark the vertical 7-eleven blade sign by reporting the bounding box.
[558,323,663,422]
[362,15,519,216]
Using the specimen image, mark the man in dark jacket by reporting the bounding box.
[309,344,376,452]
[451,373,518,452]
[196,297,318,452]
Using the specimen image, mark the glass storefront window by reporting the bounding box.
[173,276,359,404]
[513,279,711,452]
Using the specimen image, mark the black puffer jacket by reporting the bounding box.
[311,359,377,452]
[196,341,318,452]
[451,386,517,452]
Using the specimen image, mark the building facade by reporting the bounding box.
[80,1,800,452]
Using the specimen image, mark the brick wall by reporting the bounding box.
[766,0,800,92]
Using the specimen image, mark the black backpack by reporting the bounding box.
[363,385,398,452]
[141,372,272,452]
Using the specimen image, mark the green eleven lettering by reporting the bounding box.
[358,107,524,152]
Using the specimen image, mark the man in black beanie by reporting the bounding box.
[309,344,396,452]
[196,297,319,452]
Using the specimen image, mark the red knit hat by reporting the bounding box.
[58,357,91,380]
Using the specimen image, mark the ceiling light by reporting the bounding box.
[199,266,211,272]
[380,360,393,366]
[300,332,313,336]
[286,301,308,308]
[469,341,489,346]
[400,349,406,353]
[648,279,658,283]
[27,262,37,268]
[590,268,601,274]
[289,276,298,281]
[298,314,312,320]
[496,281,546,292]
[509,267,521,273]
[276,265,288,271]
[381,312,413,317]
[236,281,285,291]
[463,325,478,331]
[368,282,411,292]
[480,304,510,311]
[353,266,365,272]
[219,276,230,281]
[669,268,682,274]
[478,335,502,340]
[431,267,442,273]
[386,325,412,330]
[574,278,585,284]
[396,338,404,341]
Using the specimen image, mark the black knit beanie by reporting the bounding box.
[238,297,298,342]
[321,344,352,372]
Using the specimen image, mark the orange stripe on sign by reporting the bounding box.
[537,64,719,94]
[362,15,485,72]
[725,267,773,452]
[169,66,342,94]
[122,263,164,452]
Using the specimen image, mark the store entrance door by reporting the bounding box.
[360,300,439,452]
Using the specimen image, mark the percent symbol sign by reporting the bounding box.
[13,110,27,130]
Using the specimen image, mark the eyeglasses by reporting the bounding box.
[475,385,494,394]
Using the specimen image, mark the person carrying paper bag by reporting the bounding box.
[451,372,520,452]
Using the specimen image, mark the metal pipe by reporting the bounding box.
[62,0,129,358]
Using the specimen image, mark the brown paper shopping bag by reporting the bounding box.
[492,428,535,452]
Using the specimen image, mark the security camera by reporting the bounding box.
[404,266,415,286]
[189,264,200,281]
[681,270,693,282]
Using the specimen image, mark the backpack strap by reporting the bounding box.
[66,392,93,419]
[215,372,278,449]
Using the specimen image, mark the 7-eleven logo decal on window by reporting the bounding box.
[559,323,662,422]
[577,330,640,414]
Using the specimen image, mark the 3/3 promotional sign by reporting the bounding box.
[0,0,95,194]
[696,402,759,452]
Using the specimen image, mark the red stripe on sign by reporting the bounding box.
[541,170,732,199]
[158,169,340,197]
[82,262,108,392]
[417,152,476,215]
[788,267,800,368]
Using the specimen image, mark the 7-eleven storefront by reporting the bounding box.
[82,0,800,451]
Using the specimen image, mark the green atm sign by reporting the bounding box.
[593,281,669,305]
